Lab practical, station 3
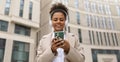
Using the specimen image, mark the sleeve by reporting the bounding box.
[65,35,85,62]
[36,37,55,62]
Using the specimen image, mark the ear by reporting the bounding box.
[49,20,52,26]
[65,19,68,26]
[49,14,52,26]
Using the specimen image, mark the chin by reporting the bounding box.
[55,29,63,31]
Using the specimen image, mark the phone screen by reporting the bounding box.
[54,31,64,39]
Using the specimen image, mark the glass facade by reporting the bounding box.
[89,31,119,46]
[88,30,92,44]
[29,1,33,20]
[78,29,82,43]
[84,0,90,12]
[75,0,79,8]
[84,0,119,46]
[0,20,8,32]
[92,49,120,62]
[0,38,6,62]
[114,33,119,46]
[96,32,100,45]
[4,0,11,15]
[53,0,68,5]
[86,14,115,30]
[15,24,31,36]
[99,32,103,45]
[11,41,30,62]
[76,12,80,24]
[116,6,120,16]
[19,0,24,17]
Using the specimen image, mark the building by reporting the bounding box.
[38,0,120,62]
[0,0,40,62]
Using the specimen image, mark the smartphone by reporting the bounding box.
[54,31,64,40]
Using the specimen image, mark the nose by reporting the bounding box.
[56,19,61,23]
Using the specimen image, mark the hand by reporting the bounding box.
[51,38,70,55]
[61,40,70,54]
[51,38,63,55]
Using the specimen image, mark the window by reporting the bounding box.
[92,49,120,62]
[89,31,95,44]
[88,30,92,44]
[103,32,107,45]
[12,41,30,62]
[100,4,104,14]
[95,16,98,28]
[19,0,24,17]
[76,12,80,24]
[96,32,102,45]
[87,15,93,27]
[97,17,101,28]
[104,5,111,15]
[107,17,114,30]
[75,0,79,8]
[102,17,106,29]
[53,0,68,5]
[97,4,104,14]
[29,1,33,20]
[92,31,95,44]
[96,32,100,45]
[114,33,118,46]
[90,15,93,27]
[0,38,6,62]
[4,0,11,15]
[91,2,96,13]
[84,0,90,12]
[111,33,115,46]
[78,29,82,43]
[99,32,103,45]
[0,20,8,31]
[59,0,68,5]
[107,33,110,46]
[15,24,31,36]
[101,17,104,28]
[109,17,115,30]
[116,6,120,16]
[86,15,92,27]
[64,0,68,5]
[97,4,101,14]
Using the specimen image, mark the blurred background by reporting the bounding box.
[0,0,120,62]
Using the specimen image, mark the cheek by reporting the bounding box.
[62,22,66,26]
[51,21,55,27]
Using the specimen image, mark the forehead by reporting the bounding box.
[52,12,65,18]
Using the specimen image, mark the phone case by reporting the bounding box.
[54,31,64,39]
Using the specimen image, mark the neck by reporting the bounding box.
[54,29,64,32]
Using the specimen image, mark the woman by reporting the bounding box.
[36,3,85,62]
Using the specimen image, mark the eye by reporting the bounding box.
[53,18,57,21]
[60,18,65,21]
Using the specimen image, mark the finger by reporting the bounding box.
[52,38,58,42]
[55,41,64,47]
[58,43,65,48]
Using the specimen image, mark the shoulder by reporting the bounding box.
[38,33,52,44]
[41,33,51,40]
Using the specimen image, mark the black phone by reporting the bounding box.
[54,31,64,40]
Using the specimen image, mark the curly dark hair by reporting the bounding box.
[49,3,68,20]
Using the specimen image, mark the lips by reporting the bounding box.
[56,25,62,28]
[55,24,63,29]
